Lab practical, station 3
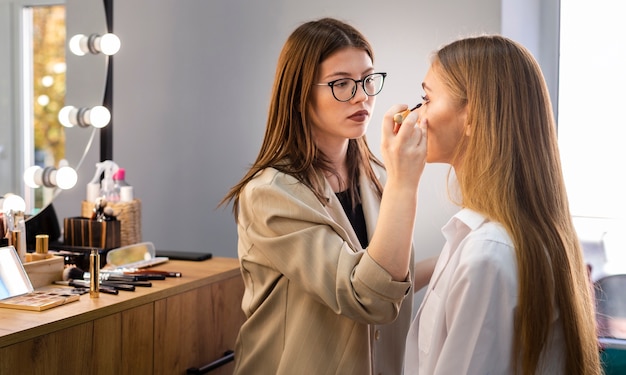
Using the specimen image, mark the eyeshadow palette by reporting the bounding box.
[0,246,81,311]
[0,289,80,311]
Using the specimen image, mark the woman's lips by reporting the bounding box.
[349,110,369,122]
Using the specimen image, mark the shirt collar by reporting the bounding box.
[442,208,488,241]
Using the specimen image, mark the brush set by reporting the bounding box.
[59,266,162,293]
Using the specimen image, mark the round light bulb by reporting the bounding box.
[58,105,76,127]
[69,34,86,56]
[23,165,43,188]
[2,194,26,213]
[89,106,111,128]
[99,33,121,55]
[56,166,78,190]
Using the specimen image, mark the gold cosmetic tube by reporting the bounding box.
[89,249,100,298]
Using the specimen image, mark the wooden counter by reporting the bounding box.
[0,257,245,375]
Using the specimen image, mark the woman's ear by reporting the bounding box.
[460,105,471,136]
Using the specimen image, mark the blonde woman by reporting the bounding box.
[405,35,601,374]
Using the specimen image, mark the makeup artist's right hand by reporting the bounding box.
[367,105,428,281]
[381,104,427,191]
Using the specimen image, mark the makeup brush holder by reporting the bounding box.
[63,217,121,250]
[81,199,142,247]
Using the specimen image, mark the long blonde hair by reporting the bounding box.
[220,18,383,217]
[435,35,600,374]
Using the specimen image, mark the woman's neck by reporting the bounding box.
[316,138,350,193]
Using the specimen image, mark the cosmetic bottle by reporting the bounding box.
[89,249,100,298]
[87,160,120,203]
[8,211,26,262]
[10,230,24,262]
[99,163,119,203]
[113,168,134,202]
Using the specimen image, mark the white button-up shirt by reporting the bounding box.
[405,209,565,374]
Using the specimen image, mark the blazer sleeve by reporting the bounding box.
[238,169,411,324]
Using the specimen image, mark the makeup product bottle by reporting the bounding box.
[10,229,24,263]
[100,165,119,203]
[89,249,100,298]
[86,160,120,203]
[29,234,51,261]
[113,168,134,202]
[14,213,26,262]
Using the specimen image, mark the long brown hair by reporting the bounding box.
[221,18,383,217]
[435,35,600,374]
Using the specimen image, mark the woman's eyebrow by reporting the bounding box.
[322,68,375,81]
[361,67,375,75]
[320,71,350,80]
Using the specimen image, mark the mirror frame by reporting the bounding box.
[0,0,108,219]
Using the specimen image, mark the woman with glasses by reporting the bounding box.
[221,17,429,374]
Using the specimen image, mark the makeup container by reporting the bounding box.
[36,234,49,254]
[27,234,52,262]
[10,230,24,262]
[113,168,134,203]
[89,249,100,298]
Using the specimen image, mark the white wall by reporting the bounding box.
[55,0,559,265]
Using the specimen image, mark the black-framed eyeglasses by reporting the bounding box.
[314,72,387,102]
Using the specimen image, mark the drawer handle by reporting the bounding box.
[186,350,235,374]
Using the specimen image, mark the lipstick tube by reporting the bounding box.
[89,249,100,298]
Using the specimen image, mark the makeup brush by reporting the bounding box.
[124,270,181,278]
[99,269,172,280]
[63,266,145,283]
[393,102,423,124]
[63,266,86,281]
[54,280,119,295]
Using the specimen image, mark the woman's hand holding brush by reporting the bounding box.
[393,102,422,134]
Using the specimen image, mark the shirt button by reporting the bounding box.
[375,329,381,340]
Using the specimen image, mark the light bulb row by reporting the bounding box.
[42,32,121,193]
[60,32,120,129]
[23,160,77,190]
[58,105,111,128]
[69,33,121,56]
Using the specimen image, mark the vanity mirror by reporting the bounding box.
[0,0,108,218]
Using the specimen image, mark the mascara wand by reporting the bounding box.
[393,102,423,124]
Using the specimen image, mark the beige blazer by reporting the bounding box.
[233,165,414,375]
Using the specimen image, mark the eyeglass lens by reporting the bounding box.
[332,73,385,101]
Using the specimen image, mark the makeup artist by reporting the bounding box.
[221,17,431,375]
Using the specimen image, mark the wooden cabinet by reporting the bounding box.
[0,257,245,375]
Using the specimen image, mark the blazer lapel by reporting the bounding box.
[359,165,382,247]
[323,164,385,252]
[324,180,362,252]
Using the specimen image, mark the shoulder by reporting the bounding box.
[241,167,324,209]
[244,168,304,195]
[454,211,517,281]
